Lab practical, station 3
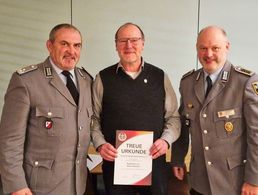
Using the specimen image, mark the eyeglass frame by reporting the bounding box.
[115,37,143,45]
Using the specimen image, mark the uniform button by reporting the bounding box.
[203,130,208,134]
[186,113,189,118]
[243,160,247,163]
[34,161,39,166]
[203,114,207,118]
[76,160,80,164]
[79,126,83,131]
[207,161,212,165]
[205,146,209,150]
[79,109,81,113]
[78,143,81,148]
[47,112,52,117]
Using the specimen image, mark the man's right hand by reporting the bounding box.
[98,143,117,161]
[11,188,33,195]
[173,166,185,180]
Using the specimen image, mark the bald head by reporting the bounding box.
[197,26,228,43]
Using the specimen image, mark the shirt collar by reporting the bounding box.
[203,65,224,84]
[49,57,76,78]
[115,58,145,74]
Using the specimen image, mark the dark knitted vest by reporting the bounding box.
[99,63,165,146]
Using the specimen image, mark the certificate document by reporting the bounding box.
[113,130,153,185]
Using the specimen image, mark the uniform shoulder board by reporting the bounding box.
[234,66,254,76]
[16,64,38,75]
[182,69,195,79]
[79,67,93,80]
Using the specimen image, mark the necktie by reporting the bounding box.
[62,70,79,105]
[205,75,212,98]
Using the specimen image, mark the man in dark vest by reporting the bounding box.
[91,22,181,195]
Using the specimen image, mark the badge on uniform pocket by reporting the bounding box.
[224,122,234,133]
[44,111,53,129]
[45,119,53,129]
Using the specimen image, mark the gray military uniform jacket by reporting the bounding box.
[0,58,93,195]
[172,61,258,195]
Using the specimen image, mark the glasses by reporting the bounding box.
[116,37,142,45]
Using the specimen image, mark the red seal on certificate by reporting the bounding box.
[118,132,127,141]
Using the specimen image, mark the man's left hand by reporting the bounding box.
[242,182,258,195]
[150,139,168,159]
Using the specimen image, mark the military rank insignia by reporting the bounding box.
[17,64,38,75]
[252,82,258,95]
[235,66,253,76]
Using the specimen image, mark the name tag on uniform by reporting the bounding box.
[217,109,235,118]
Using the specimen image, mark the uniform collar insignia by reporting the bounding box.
[221,71,229,82]
[44,67,53,78]
[77,68,85,78]
[196,71,201,81]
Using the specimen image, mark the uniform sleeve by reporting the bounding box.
[244,74,258,185]
[171,95,190,167]
[170,78,190,167]
[0,73,30,193]
[91,74,107,149]
[161,73,181,147]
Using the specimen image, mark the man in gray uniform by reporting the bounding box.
[172,26,258,195]
[0,23,93,195]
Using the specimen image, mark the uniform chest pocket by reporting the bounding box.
[36,107,64,137]
[214,107,243,138]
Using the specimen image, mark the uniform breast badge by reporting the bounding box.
[252,82,258,95]
[187,103,194,109]
[225,122,234,133]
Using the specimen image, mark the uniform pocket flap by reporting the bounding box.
[36,106,64,118]
[227,155,246,170]
[25,157,54,169]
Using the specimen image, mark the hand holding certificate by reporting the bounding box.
[114,130,153,185]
